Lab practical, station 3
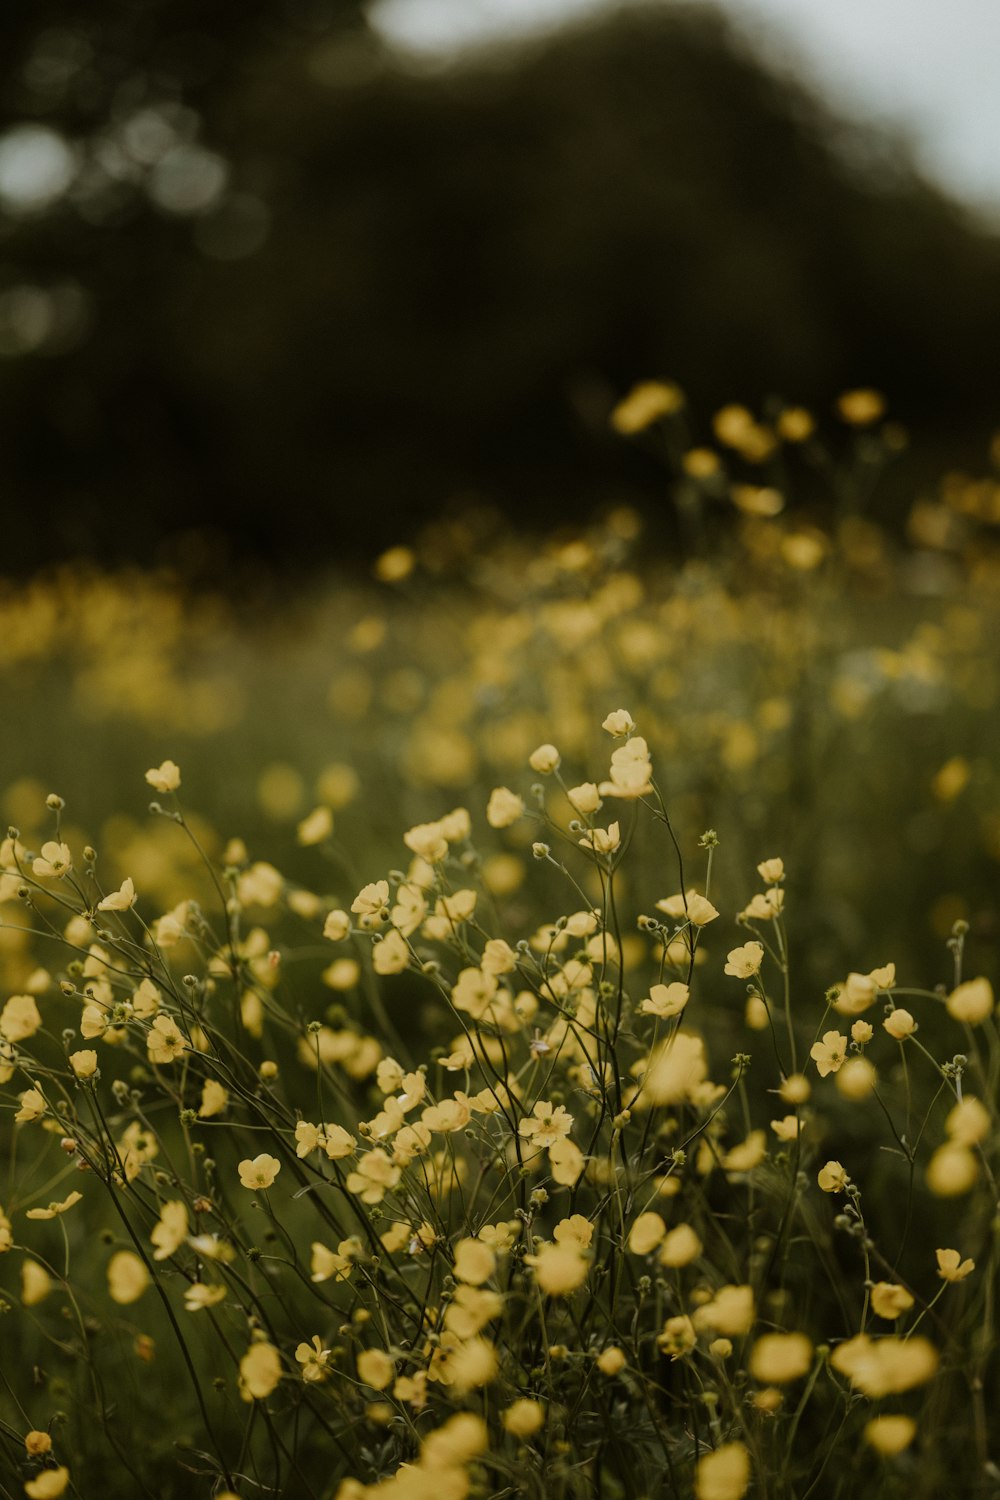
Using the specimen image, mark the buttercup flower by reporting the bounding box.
[864,1415,916,1456]
[147,1014,186,1065]
[528,743,560,773]
[936,1248,975,1281]
[870,1282,914,1319]
[486,787,524,828]
[946,977,994,1025]
[749,1332,813,1383]
[810,1031,847,1077]
[817,1160,849,1192]
[97,877,136,912]
[238,1154,281,1190]
[145,760,181,793]
[151,1200,188,1258]
[107,1250,150,1304]
[694,1441,750,1500]
[2,994,42,1042]
[639,981,690,1018]
[24,1467,70,1499]
[725,943,763,978]
[239,1340,282,1401]
[26,1191,83,1221]
[883,1008,915,1040]
[33,841,72,879]
[601,709,636,737]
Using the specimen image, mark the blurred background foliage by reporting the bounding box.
[2,0,1000,573]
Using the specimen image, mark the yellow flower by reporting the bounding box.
[883,1009,915,1040]
[777,407,814,442]
[725,943,763,978]
[297,806,333,846]
[357,1348,395,1389]
[373,544,415,582]
[810,1031,847,1077]
[658,1224,702,1268]
[610,381,683,434]
[566,782,602,815]
[851,1020,873,1045]
[864,1415,916,1456]
[639,981,690,1018]
[97,878,136,912]
[151,1200,188,1259]
[26,1192,82,1221]
[628,1212,667,1255]
[694,1441,750,1500]
[198,1079,228,1118]
[518,1100,573,1148]
[448,1335,498,1393]
[685,893,719,926]
[596,1346,626,1376]
[184,1282,228,1312]
[926,1144,978,1197]
[145,760,181,793]
[69,1050,98,1079]
[453,1238,496,1286]
[817,1160,849,1193]
[749,1333,812,1383]
[757,857,785,883]
[831,1333,937,1397]
[24,1432,52,1456]
[22,1260,53,1307]
[346,1147,400,1203]
[296,1335,333,1381]
[601,709,636,737]
[576,820,621,857]
[778,1073,810,1104]
[837,388,886,425]
[486,787,524,829]
[525,1241,589,1296]
[239,1340,282,1401]
[33,841,72,879]
[24,1467,70,1499]
[658,1314,696,1359]
[946,977,994,1025]
[528,744,560,773]
[147,1014,186,1065]
[323,909,351,941]
[721,1130,767,1173]
[310,1239,360,1283]
[372,929,409,975]
[945,1096,990,1145]
[835,1057,877,1100]
[502,1397,545,1434]
[770,1115,802,1142]
[324,1124,356,1160]
[637,1032,708,1107]
[870,1282,914,1319]
[238,1154,281,1190]
[15,1088,46,1123]
[350,880,389,929]
[2,994,42,1042]
[600,736,654,799]
[107,1250,150,1304]
[936,1248,975,1282]
[692,1284,755,1337]
[553,1214,594,1248]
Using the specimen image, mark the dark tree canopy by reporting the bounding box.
[1,1,998,573]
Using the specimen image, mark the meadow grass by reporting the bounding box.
[1,391,999,1499]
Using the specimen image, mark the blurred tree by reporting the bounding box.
[0,2,998,574]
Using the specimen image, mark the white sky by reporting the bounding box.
[371,0,1000,213]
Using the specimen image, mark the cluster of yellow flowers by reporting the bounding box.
[0,713,993,1498]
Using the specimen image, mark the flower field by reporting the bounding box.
[1,393,999,1499]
